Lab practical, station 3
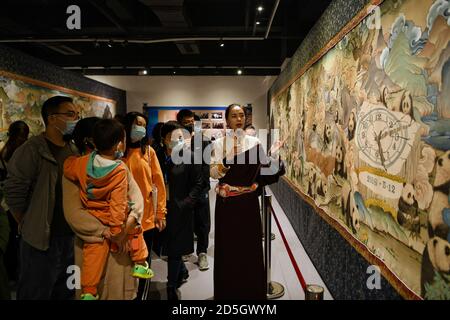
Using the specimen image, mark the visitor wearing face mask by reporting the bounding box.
[156,121,204,300]
[64,119,152,300]
[176,109,212,271]
[63,117,145,300]
[4,96,79,299]
[176,109,195,135]
[124,112,167,300]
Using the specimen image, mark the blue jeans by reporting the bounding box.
[17,236,75,300]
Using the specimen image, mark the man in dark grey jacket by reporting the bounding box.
[5,96,79,300]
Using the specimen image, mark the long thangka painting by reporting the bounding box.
[270,0,450,299]
[0,70,116,141]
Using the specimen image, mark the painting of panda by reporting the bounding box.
[269,0,450,299]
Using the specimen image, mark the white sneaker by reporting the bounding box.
[197,253,209,271]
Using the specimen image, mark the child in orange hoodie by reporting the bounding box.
[64,119,153,300]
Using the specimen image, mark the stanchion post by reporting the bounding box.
[261,187,266,235]
[305,285,324,300]
[263,193,285,299]
[264,194,272,291]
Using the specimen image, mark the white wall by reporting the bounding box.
[87,75,275,130]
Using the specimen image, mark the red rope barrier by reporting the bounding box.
[269,202,308,292]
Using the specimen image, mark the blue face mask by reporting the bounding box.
[114,150,124,159]
[130,125,146,143]
[57,120,78,136]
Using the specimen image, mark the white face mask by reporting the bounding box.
[168,138,184,150]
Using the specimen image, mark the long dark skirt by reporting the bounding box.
[214,192,266,300]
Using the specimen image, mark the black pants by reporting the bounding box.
[0,251,10,300]
[136,228,163,299]
[17,236,75,300]
[167,256,187,288]
[194,193,210,255]
[5,211,19,283]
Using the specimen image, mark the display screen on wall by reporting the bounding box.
[0,70,116,141]
[269,0,450,300]
[144,106,253,140]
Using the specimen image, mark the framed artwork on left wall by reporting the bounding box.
[0,70,116,141]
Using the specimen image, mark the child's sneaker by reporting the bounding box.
[80,293,99,300]
[132,261,154,279]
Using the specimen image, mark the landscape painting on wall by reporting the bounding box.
[0,71,116,141]
[270,0,450,299]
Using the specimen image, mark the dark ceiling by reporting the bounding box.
[0,0,332,76]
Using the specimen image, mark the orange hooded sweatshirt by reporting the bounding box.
[124,146,166,231]
[64,152,128,235]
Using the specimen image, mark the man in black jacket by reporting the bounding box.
[177,110,211,271]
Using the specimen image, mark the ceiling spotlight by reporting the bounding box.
[257,6,264,12]
[220,42,225,47]
[139,69,148,76]
[107,40,113,48]
[237,69,243,75]
[256,21,261,25]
